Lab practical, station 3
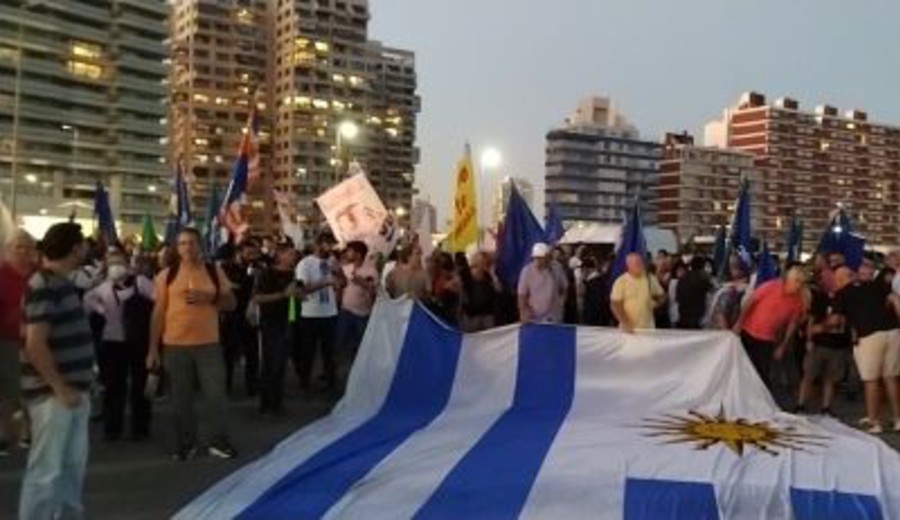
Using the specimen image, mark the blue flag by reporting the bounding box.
[497,182,545,289]
[756,241,778,287]
[817,208,865,270]
[544,203,565,244]
[175,162,193,227]
[204,181,222,256]
[93,180,117,245]
[730,177,752,269]
[610,199,647,283]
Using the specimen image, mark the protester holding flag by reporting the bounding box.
[610,253,665,333]
[706,257,750,330]
[252,243,298,416]
[732,266,807,390]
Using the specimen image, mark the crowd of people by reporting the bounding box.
[3,219,900,518]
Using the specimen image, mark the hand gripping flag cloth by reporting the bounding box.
[178,300,900,520]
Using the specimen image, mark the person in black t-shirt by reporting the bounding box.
[831,263,900,434]
[795,285,851,416]
[251,244,299,415]
[221,240,262,397]
[676,256,713,330]
[581,258,612,326]
[461,252,501,332]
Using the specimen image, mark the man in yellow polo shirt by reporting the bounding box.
[611,253,665,333]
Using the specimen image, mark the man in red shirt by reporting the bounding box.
[733,266,808,390]
[0,230,36,455]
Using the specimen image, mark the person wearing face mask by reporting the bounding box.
[84,249,154,441]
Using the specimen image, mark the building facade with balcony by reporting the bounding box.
[656,131,761,243]
[492,176,535,226]
[270,0,420,226]
[706,92,900,248]
[545,97,660,226]
[0,0,168,230]
[168,0,272,229]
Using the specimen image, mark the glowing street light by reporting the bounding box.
[338,120,359,140]
[481,147,502,170]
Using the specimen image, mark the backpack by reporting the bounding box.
[165,261,220,299]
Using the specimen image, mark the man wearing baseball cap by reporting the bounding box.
[517,243,560,323]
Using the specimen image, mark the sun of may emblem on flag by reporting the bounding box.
[639,406,828,456]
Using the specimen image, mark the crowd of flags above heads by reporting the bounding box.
[86,107,261,252]
[87,108,865,276]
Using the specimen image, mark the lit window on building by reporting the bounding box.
[195,154,209,164]
[71,41,101,59]
[332,74,346,83]
[215,96,229,105]
[67,60,103,79]
[193,94,210,103]
[314,41,330,52]
[312,99,329,109]
[332,100,346,111]
[348,76,363,87]
[194,138,209,146]
[386,128,399,138]
[237,8,253,24]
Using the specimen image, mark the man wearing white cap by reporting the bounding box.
[518,243,560,323]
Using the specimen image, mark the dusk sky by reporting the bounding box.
[369,0,900,224]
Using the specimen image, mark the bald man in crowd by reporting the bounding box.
[610,253,665,333]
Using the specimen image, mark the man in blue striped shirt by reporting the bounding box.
[20,222,94,520]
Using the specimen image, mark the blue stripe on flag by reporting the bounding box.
[414,324,576,519]
[791,488,882,520]
[238,305,463,519]
[624,478,719,520]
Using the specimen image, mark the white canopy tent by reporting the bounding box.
[559,223,678,254]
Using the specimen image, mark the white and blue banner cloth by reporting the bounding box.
[178,299,900,519]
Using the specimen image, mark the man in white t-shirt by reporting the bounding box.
[295,231,344,391]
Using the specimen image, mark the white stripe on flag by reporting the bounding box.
[173,299,413,520]
[324,325,521,519]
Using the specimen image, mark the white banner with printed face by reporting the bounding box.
[317,173,387,243]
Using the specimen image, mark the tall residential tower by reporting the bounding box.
[1,0,168,230]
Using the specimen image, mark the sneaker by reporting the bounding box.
[859,418,883,434]
[208,440,238,460]
[172,445,199,462]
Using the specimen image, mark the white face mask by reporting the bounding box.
[108,265,129,282]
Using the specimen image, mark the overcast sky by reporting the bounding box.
[369,0,900,225]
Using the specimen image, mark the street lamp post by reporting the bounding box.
[480,147,502,243]
[8,1,46,219]
[61,125,80,180]
[334,120,359,185]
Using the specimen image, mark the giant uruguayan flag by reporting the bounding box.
[179,300,900,519]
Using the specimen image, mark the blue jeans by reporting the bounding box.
[336,310,369,358]
[20,394,91,520]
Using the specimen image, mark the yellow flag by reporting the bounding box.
[448,146,478,252]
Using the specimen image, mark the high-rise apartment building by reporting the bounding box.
[169,0,272,228]
[0,0,168,228]
[493,175,534,225]
[270,0,419,227]
[706,92,900,248]
[545,97,660,226]
[656,132,761,243]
